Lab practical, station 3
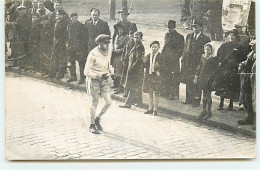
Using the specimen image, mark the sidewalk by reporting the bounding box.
[5,65,255,138]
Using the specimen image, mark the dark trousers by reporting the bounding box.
[186,81,201,104]
[49,53,67,78]
[68,50,86,79]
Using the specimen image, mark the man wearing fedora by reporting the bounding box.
[84,34,113,134]
[85,8,111,53]
[112,7,137,45]
[161,20,184,100]
[181,19,210,107]
[66,12,88,84]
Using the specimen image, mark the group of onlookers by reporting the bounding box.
[5,0,256,130]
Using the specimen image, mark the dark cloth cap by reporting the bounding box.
[118,7,129,15]
[70,12,78,17]
[134,31,143,38]
[95,34,111,44]
[150,41,160,47]
[192,18,203,27]
[167,20,176,28]
[114,23,125,30]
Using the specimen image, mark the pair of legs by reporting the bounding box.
[198,90,212,119]
[119,89,143,108]
[218,97,233,111]
[145,89,159,116]
[185,81,201,106]
[89,79,112,134]
[67,51,86,84]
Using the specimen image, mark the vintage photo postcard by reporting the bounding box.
[5,0,256,160]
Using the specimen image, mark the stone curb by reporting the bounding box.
[5,67,256,138]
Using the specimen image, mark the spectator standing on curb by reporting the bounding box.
[143,41,163,116]
[214,29,244,111]
[120,30,136,97]
[30,13,42,73]
[119,32,145,109]
[112,7,137,45]
[85,8,111,52]
[194,43,219,120]
[48,0,69,79]
[238,40,256,126]
[161,20,184,100]
[66,13,88,84]
[111,23,129,94]
[84,34,113,134]
[39,17,53,77]
[181,19,210,107]
[7,6,32,69]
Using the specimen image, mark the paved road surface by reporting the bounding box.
[5,72,256,160]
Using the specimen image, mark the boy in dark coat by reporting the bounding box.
[66,13,88,84]
[194,43,219,120]
[143,41,163,116]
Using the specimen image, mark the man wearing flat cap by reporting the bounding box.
[161,20,184,100]
[84,34,113,134]
[181,18,210,107]
[85,8,111,52]
[66,12,88,84]
[112,7,137,45]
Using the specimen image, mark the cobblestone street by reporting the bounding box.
[5,72,256,160]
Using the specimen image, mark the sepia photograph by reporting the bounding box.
[4,0,256,160]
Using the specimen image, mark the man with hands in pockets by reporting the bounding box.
[84,34,113,134]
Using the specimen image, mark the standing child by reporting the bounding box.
[194,43,219,120]
[143,41,162,116]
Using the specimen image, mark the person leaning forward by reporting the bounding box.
[180,19,211,107]
[85,8,111,52]
[84,34,113,134]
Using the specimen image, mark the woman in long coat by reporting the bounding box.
[214,29,244,110]
[119,32,145,108]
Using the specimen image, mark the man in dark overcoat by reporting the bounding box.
[161,20,184,100]
[119,32,145,108]
[112,7,137,45]
[48,0,69,79]
[66,13,88,84]
[181,19,210,106]
[39,17,53,77]
[85,8,111,52]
